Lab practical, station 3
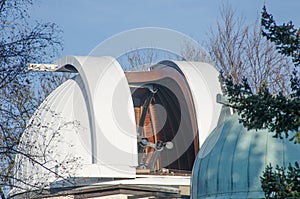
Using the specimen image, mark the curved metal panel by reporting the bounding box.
[191,113,300,198]
[55,56,138,175]
[13,78,92,194]
[12,56,138,196]
[158,61,222,147]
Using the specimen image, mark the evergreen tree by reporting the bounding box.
[261,162,300,198]
[220,6,300,198]
[221,6,300,143]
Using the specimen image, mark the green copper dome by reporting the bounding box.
[191,108,299,198]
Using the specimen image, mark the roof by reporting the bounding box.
[11,56,222,198]
[191,108,300,198]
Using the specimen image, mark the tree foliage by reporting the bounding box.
[261,6,300,67]
[221,6,300,143]
[215,5,300,198]
[261,162,300,198]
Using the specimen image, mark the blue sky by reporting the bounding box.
[29,0,300,60]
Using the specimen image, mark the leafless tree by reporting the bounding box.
[206,4,293,94]
[0,0,73,197]
[10,105,82,198]
[180,40,212,63]
[118,48,181,71]
[0,79,78,198]
[118,44,211,72]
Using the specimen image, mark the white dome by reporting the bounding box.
[11,56,223,197]
[12,56,138,194]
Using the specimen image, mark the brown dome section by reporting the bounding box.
[126,63,199,173]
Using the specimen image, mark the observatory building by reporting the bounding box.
[9,56,299,199]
